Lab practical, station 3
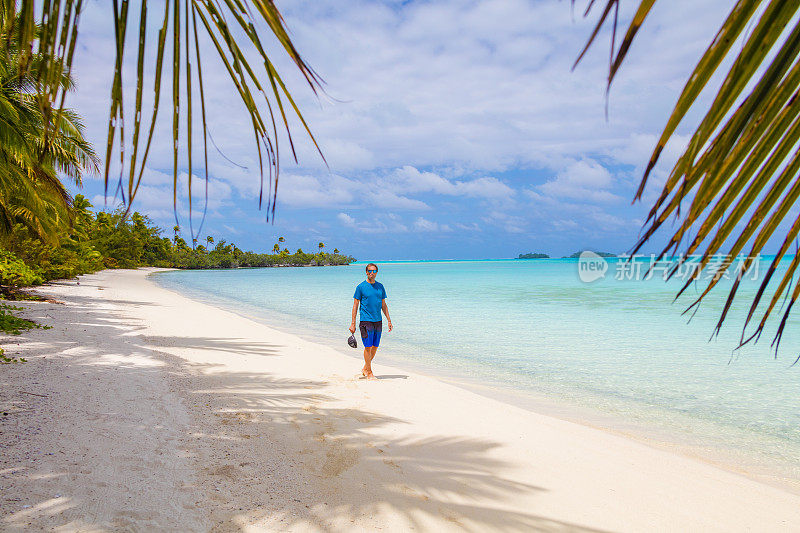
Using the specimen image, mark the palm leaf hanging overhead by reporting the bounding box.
[0,0,325,241]
[0,6,99,243]
[576,0,800,357]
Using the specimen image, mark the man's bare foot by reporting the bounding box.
[365,372,377,380]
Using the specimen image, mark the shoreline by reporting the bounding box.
[2,269,799,531]
[151,269,800,495]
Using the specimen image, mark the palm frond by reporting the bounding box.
[121,1,318,230]
[578,0,800,356]
[0,5,94,242]
[5,1,323,244]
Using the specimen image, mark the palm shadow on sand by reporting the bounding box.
[5,296,611,533]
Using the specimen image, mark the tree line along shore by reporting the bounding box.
[0,194,355,294]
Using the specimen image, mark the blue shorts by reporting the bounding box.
[359,321,382,348]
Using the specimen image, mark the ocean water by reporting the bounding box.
[153,258,800,485]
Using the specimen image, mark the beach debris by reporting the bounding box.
[19,391,47,398]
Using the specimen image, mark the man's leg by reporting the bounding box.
[363,346,378,379]
[362,346,372,376]
[361,322,381,380]
[360,321,372,376]
[369,346,378,363]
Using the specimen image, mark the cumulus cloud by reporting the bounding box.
[390,166,514,200]
[413,217,452,232]
[482,211,527,233]
[278,173,356,207]
[70,0,729,188]
[337,212,356,225]
[367,190,429,210]
[537,160,623,203]
[63,0,736,257]
[337,212,410,234]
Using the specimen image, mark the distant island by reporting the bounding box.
[562,250,618,258]
[516,250,619,259]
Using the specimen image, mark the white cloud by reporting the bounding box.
[337,212,410,234]
[386,213,410,233]
[337,212,356,225]
[267,0,730,177]
[453,222,481,231]
[413,217,452,232]
[278,173,356,207]
[392,166,456,195]
[63,0,737,257]
[389,166,514,203]
[68,0,730,190]
[455,177,515,199]
[367,190,429,210]
[537,160,622,203]
[482,211,527,233]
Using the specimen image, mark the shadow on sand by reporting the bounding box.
[1,291,610,532]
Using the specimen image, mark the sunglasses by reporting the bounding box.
[367,269,378,273]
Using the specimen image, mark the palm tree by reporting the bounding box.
[578,1,800,354]
[206,235,214,247]
[278,236,285,244]
[0,11,98,243]
[272,243,280,254]
[2,1,324,222]
[70,194,94,241]
[334,248,339,255]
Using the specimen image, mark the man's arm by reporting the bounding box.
[350,299,359,334]
[381,299,393,332]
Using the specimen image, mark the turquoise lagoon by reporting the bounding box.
[153,258,800,486]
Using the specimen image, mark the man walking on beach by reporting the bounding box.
[350,263,392,380]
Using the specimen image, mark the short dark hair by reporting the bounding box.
[366,263,378,273]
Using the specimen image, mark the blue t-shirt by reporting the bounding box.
[354,280,387,322]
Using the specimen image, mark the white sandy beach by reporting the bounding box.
[1,268,800,532]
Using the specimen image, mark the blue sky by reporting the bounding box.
[65,0,753,260]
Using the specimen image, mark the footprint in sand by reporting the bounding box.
[321,447,359,478]
[382,458,402,471]
[206,464,237,479]
[401,484,429,501]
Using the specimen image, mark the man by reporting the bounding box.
[350,263,392,380]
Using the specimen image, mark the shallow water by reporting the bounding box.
[153,258,800,484]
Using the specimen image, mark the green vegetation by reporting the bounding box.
[0,195,356,291]
[0,303,48,335]
[0,302,51,363]
[0,8,98,245]
[517,253,549,259]
[0,350,26,364]
[0,249,43,286]
[562,251,617,259]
